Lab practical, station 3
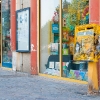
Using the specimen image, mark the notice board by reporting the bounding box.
[16,7,30,52]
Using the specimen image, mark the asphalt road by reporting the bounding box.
[0,68,100,100]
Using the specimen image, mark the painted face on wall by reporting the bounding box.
[98,36,100,44]
[75,42,80,53]
[96,36,100,52]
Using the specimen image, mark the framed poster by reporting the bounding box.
[16,7,30,52]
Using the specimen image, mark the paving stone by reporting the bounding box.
[0,68,100,100]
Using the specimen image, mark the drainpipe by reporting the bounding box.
[20,0,23,72]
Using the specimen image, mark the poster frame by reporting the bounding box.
[16,7,30,52]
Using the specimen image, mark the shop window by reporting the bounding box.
[40,0,60,76]
[39,0,89,81]
[62,0,89,81]
[2,0,12,68]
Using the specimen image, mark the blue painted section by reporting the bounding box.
[52,24,59,33]
[2,62,12,68]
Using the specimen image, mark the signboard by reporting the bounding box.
[16,7,30,52]
[52,24,59,33]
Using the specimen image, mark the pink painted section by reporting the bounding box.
[30,0,37,75]
[10,0,16,51]
[89,0,99,24]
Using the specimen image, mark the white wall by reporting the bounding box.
[12,0,31,73]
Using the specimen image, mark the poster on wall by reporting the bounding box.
[74,30,94,61]
[16,7,30,52]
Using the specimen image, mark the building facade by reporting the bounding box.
[1,0,100,85]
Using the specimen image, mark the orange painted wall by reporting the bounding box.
[10,0,16,51]
[30,0,37,75]
[89,0,99,24]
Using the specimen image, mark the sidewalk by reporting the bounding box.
[0,68,100,100]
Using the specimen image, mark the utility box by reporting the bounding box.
[74,24,100,93]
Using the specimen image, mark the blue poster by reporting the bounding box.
[52,24,59,33]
